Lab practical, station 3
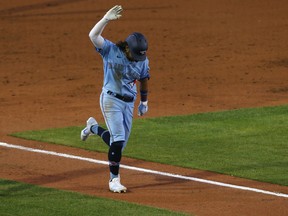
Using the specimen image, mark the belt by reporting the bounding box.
[107,91,134,102]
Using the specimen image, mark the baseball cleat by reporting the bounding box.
[80,117,98,141]
[109,177,127,193]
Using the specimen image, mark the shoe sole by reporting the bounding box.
[81,118,97,141]
[110,189,127,193]
[81,128,90,141]
[81,134,88,141]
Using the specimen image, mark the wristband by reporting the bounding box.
[140,90,148,96]
[140,90,148,102]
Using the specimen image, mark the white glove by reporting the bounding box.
[138,101,148,116]
[103,5,123,21]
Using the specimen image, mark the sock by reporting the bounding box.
[90,125,98,134]
[110,172,118,180]
[108,141,124,178]
[91,125,110,146]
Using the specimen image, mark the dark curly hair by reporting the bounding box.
[116,40,134,61]
[116,41,128,52]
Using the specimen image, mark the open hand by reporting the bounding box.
[103,5,123,21]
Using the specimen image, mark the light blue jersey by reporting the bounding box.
[96,39,150,98]
[94,39,150,147]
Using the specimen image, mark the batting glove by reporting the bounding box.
[138,101,148,116]
[103,5,123,21]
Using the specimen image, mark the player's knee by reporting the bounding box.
[108,141,124,163]
[111,141,124,149]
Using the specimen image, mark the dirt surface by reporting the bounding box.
[1,0,288,215]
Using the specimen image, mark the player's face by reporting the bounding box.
[125,46,134,61]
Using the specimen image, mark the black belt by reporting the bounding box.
[107,91,134,102]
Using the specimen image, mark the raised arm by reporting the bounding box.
[89,5,123,48]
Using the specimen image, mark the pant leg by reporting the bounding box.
[122,102,134,149]
[100,92,126,145]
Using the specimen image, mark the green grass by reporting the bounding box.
[11,105,288,186]
[0,179,187,216]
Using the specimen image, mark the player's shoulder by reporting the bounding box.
[97,39,118,55]
[136,57,149,66]
[103,39,116,49]
[135,58,150,74]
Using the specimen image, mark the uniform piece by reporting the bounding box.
[80,5,150,193]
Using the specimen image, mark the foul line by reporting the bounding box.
[1,142,287,198]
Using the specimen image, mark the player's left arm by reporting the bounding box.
[138,78,149,116]
[139,78,148,102]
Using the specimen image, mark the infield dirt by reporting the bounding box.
[1,0,288,215]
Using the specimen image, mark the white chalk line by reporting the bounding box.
[1,142,287,198]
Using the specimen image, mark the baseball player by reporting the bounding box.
[80,5,150,193]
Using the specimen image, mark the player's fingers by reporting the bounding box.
[113,5,120,11]
[116,6,123,13]
[109,5,118,12]
[111,5,119,10]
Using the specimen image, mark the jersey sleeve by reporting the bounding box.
[95,39,113,57]
[139,59,150,80]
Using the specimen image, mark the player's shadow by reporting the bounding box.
[128,175,191,190]
[19,167,106,185]
[1,179,34,197]
[1,167,107,197]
